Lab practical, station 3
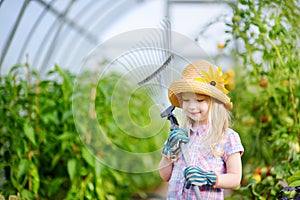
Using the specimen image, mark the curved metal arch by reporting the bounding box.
[0,0,30,73]
[48,0,98,68]
[0,0,151,74]
[51,0,114,71]
[63,0,141,69]
[35,0,98,43]
[31,0,101,71]
[40,0,75,70]
[36,0,119,71]
[0,0,5,8]
[32,1,73,69]
[1,0,234,74]
[17,0,58,64]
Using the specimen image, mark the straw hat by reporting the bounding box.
[168,60,233,110]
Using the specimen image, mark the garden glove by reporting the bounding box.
[161,128,189,161]
[183,166,218,189]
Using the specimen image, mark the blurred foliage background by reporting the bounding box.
[224,0,300,199]
[1,0,300,199]
[0,63,167,199]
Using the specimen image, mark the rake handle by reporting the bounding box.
[162,105,201,199]
[180,143,201,200]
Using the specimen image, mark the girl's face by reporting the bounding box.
[181,92,210,126]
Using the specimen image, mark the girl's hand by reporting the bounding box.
[161,128,189,161]
[183,166,218,189]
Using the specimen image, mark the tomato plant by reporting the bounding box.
[224,0,300,199]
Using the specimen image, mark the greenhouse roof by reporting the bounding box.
[0,0,235,75]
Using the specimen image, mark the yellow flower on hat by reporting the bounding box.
[168,60,233,110]
[194,65,229,94]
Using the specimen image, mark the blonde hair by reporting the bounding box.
[182,96,231,157]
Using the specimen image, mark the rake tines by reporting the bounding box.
[116,18,174,110]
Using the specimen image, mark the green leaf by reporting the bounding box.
[290,180,300,187]
[62,110,72,122]
[50,154,60,169]
[47,178,64,197]
[10,168,19,189]
[82,148,95,168]
[95,160,102,180]
[56,132,75,141]
[29,163,40,195]
[9,64,23,72]
[21,189,35,200]
[67,159,77,182]
[288,170,300,184]
[17,159,30,180]
[23,123,36,146]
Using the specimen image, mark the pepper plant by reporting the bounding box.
[0,62,166,199]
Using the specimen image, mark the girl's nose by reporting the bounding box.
[188,100,198,109]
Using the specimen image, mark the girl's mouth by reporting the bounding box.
[190,112,200,115]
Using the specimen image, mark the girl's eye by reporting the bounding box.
[197,99,204,102]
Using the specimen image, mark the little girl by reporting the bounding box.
[159,60,244,199]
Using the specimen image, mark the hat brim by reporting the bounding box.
[168,79,233,110]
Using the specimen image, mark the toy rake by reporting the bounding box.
[117,18,202,199]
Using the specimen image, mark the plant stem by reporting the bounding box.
[26,55,32,191]
[288,76,300,143]
[35,73,40,133]
[265,36,284,67]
